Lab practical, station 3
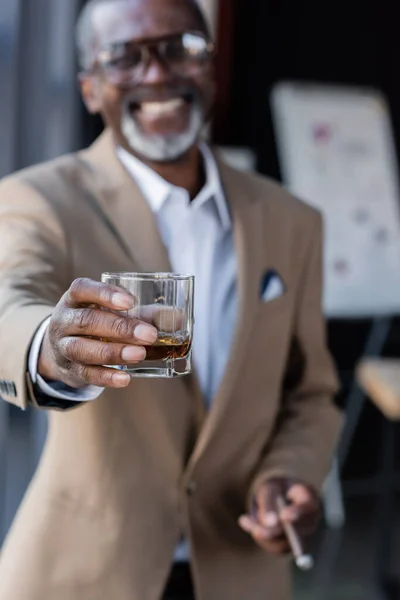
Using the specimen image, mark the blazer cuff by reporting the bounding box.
[27,317,104,410]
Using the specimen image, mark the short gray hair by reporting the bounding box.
[75,0,210,71]
[76,0,108,71]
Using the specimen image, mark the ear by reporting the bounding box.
[78,73,102,114]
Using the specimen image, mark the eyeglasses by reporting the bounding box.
[93,31,215,87]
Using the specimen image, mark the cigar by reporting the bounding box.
[276,495,314,571]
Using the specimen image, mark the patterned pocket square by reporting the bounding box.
[260,270,286,303]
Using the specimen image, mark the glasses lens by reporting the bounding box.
[103,44,142,71]
[98,42,143,83]
[109,47,142,71]
[163,33,211,64]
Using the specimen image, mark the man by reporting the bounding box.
[0,0,341,598]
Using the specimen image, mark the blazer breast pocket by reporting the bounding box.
[260,270,286,303]
[255,285,292,331]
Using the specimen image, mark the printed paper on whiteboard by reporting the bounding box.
[271,82,400,318]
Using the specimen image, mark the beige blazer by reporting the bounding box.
[0,130,341,600]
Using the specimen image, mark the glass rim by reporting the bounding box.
[102,272,194,281]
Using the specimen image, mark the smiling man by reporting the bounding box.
[0,1,341,599]
[78,0,215,172]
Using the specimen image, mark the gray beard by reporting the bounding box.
[120,102,204,162]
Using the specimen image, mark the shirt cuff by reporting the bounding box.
[29,317,104,402]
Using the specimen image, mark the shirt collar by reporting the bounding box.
[116,143,231,231]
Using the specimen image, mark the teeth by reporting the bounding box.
[140,98,185,116]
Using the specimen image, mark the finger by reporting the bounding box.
[239,516,272,539]
[59,337,147,366]
[255,480,284,533]
[239,515,283,542]
[238,515,254,533]
[286,484,316,505]
[65,278,135,311]
[64,308,158,345]
[239,517,289,554]
[278,502,318,539]
[69,365,132,388]
[280,501,318,523]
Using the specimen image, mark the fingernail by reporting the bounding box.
[238,516,251,532]
[112,372,131,387]
[112,292,133,310]
[121,346,146,362]
[134,324,158,343]
[262,512,278,527]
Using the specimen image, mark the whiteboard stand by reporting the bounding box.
[337,316,392,468]
[323,316,392,529]
[317,316,393,600]
[322,456,345,529]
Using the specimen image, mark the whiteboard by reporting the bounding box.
[271,82,400,318]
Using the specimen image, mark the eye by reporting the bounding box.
[108,47,142,70]
[98,42,143,71]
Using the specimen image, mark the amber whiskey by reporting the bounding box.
[144,336,192,361]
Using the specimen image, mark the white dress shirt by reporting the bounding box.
[28,143,238,559]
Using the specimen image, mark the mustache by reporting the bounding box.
[122,84,201,107]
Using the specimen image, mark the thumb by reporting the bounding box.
[281,483,319,522]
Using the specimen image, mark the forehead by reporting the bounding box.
[92,0,201,46]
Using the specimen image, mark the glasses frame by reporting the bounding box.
[85,30,215,87]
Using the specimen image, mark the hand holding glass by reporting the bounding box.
[101,273,194,378]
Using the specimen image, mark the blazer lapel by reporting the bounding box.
[188,161,269,467]
[79,130,171,273]
[79,131,207,435]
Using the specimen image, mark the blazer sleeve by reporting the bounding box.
[0,176,70,410]
[250,213,343,496]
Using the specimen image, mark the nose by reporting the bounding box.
[141,53,170,85]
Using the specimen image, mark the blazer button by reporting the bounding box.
[186,480,197,496]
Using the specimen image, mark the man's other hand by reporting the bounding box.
[238,478,320,555]
[38,278,158,389]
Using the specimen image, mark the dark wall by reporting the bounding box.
[226,0,400,180]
